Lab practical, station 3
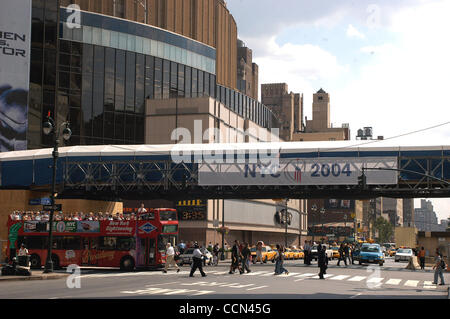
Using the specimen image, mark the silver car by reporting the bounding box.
[395,248,414,262]
[179,248,213,266]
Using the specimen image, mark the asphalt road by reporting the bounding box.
[0,258,447,299]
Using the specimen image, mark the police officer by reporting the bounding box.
[318,244,327,279]
[189,242,207,277]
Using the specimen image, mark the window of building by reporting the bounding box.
[104,47,115,112]
[177,64,185,97]
[162,59,170,99]
[184,66,191,98]
[145,56,154,99]
[115,50,126,111]
[154,57,162,99]
[191,68,198,98]
[170,62,178,98]
[125,52,136,112]
[135,54,145,114]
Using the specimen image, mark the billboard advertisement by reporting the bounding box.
[199,157,398,186]
[0,0,31,151]
[325,199,355,210]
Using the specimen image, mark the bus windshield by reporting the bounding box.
[160,210,177,221]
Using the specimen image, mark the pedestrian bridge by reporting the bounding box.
[0,140,449,200]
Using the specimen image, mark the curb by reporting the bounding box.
[0,274,69,282]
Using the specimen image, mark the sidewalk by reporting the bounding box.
[0,268,69,282]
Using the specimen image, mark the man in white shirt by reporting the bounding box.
[18,244,28,256]
[137,203,147,214]
[35,212,41,221]
[163,243,180,273]
[189,243,207,277]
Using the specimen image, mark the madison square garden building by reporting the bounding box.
[1,0,308,247]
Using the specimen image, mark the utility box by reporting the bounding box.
[395,227,418,248]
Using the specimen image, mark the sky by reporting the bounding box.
[227,0,450,222]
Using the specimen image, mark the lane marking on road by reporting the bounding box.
[423,281,436,289]
[330,275,350,281]
[385,279,402,286]
[243,271,271,276]
[311,274,334,279]
[348,276,366,282]
[261,272,276,276]
[283,272,300,277]
[404,280,419,287]
[367,277,384,284]
[294,273,316,278]
[163,289,193,295]
[246,286,268,291]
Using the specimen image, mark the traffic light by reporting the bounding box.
[358,173,367,189]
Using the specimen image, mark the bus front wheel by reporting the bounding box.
[30,254,41,269]
[120,256,135,272]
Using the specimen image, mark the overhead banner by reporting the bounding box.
[0,0,31,152]
[198,157,398,186]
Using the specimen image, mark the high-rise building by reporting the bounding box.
[293,89,350,142]
[403,199,415,227]
[381,198,403,226]
[237,39,258,100]
[261,83,303,141]
[415,199,442,231]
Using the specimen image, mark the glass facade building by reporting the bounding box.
[27,3,280,149]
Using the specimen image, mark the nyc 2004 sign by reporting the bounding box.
[198,157,398,186]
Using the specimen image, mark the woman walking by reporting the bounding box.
[274,244,289,275]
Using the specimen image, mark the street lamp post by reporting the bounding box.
[284,199,289,248]
[42,115,71,273]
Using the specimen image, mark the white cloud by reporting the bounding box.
[332,0,450,145]
[346,24,366,39]
[248,36,347,100]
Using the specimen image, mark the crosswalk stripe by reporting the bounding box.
[385,279,402,285]
[404,280,419,287]
[247,286,268,291]
[261,272,276,276]
[294,273,316,278]
[243,271,271,276]
[348,276,366,282]
[330,275,350,281]
[283,272,300,277]
[423,281,436,289]
[311,274,334,279]
[367,277,384,284]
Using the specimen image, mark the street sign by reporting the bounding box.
[43,204,62,211]
[29,198,52,206]
[29,199,41,205]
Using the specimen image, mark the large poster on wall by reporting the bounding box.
[0,0,31,152]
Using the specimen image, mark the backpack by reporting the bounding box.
[441,258,446,269]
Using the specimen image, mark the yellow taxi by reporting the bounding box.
[331,246,341,259]
[388,248,397,257]
[283,248,295,260]
[250,245,277,263]
[292,249,304,259]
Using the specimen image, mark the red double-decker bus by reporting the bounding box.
[7,208,178,271]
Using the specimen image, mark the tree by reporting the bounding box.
[374,217,394,243]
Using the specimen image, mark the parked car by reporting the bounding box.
[395,248,414,262]
[358,244,384,266]
[292,249,304,259]
[179,248,213,266]
[284,248,296,260]
[250,246,277,264]
[311,244,333,261]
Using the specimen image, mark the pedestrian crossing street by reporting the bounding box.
[80,269,438,290]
